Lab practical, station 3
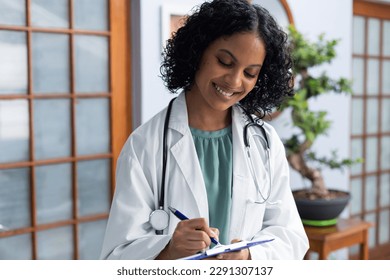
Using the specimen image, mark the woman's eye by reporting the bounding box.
[245,72,257,79]
[218,58,232,67]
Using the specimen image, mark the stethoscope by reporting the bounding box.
[149,98,272,234]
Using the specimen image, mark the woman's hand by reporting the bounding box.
[156,218,219,260]
[207,239,251,260]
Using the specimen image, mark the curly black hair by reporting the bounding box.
[160,0,293,118]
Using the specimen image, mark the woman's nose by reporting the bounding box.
[224,70,243,88]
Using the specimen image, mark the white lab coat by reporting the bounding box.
[100,92,309,260]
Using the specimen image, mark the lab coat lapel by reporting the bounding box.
[229,105,251,240]
[168,93,209,219]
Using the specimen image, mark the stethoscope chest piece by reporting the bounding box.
[149,208,169,231]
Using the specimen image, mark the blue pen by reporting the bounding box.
[168,206,221,246]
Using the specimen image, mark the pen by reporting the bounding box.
[168,206,221,246]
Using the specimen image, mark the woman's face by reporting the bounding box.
[188,32,266,113]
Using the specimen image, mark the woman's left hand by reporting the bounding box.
[207,239,251,260]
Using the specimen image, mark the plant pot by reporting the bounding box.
[293,189,351,227]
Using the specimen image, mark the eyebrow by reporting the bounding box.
[218,49,263,68]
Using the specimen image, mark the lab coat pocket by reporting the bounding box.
[242,200,266,238]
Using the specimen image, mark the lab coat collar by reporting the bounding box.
[167,91,209,219]
[166,91,188,136]
[229,105,252,240]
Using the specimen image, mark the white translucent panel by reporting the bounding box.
[75,35,108,93]
[367,59,379,95]
[380,174,390,207]
[0,31,27,94]
[0,234,32,260]
[379,210,389,244]
[366,99,379,134]
[381,136,390,170]
[78,220,107,260]
[352,58,364,95]
[367,18,380,56]
[77,159,110,216]
[383,21,390,56]
[31,0,68,28]
[366,137,378,172]
[351,139,363,175]
[36,226,73,259]
[0,168,30,229]
[351,98,364,135]
[350,178,362,215]
[383,61,390,95]
[35,163,72,224]
[33,99,71,159]
[365,213,376,248]
[253,0,289,28]
[32,33,70,94]
[0,0,25,26]
[0,100,29,163]
[75,98,110,155]
[382,99,390,132]
[74,0,108,31]
[353,16,365,55]
[365,176,377,211]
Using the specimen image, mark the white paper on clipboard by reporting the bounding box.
[178,238,274,260]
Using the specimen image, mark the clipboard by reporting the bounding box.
[178,238,274,260]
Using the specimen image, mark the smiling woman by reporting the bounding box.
[100,0,308,260]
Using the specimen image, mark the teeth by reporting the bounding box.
[215,84,234,97]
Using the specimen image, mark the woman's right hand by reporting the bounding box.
[156,218,219,259]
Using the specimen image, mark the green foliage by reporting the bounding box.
[288,25,338,74]
[284,135,301,154]
[281,25,358,170]
[307,151,364,170]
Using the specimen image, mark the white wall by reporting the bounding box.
[133,0,204,128]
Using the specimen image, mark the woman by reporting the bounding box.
[100,0,309,260]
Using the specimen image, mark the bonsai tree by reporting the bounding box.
[279,26,362,199]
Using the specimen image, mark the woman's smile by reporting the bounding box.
[213,83,235,98]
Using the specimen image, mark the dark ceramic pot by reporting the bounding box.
[293,189,351,226]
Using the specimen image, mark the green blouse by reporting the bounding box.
[190,126,233,245]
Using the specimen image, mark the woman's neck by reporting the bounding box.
[185,91,232,131]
